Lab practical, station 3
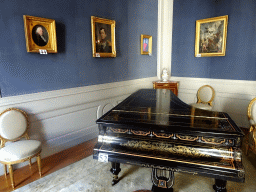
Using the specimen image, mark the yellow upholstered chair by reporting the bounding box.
[0,108,42,189]
[245,98,256,155]
[191,85,215,111]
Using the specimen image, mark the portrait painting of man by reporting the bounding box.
[23,15,57,53]
[32,25,49,47]
[91,16,116,57]
[95,23,112,53]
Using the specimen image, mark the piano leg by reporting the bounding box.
[151,168,174,192]
[110,162,121,185]
[213,179,227,192]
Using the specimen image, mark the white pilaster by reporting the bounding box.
[157,0,174,79]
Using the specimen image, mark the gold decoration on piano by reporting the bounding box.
[98,135,115,143]
[236,137,241,146]
[219,149,234,160]
[113,113,119,121]
[233,148,242,161]
[158,179,167,188]
[110,128,128,133]
[104,146,236,169]
[176,134,198,141]
[98,135,103,142]
[153,132,173,138]
[201,137,226,145]
[130,130,151,136]
[120,140,211,158]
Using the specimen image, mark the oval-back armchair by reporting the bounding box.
[0,108,42,189]
[191,85,215,111]
[246,98,256,155]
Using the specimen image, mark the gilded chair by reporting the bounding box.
[191,85,215,110]
[0,108,42,189]
[245,98,256,155]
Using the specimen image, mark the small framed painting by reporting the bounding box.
[91,16,116,58]
[141,34,152,55]
[195,15,228,57]
[23,15,57,53]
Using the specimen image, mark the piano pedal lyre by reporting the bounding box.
[151,168,174,192]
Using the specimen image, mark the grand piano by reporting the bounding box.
[93,89,245,192]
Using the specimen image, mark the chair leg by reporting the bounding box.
[8,164,14,189]
[29,159,32,168]
[245,144,249,155]
[37,154,42,177]
[4,164,7,177]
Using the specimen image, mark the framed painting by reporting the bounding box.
[91,16,116,58]
[195,15,228,57]
[141,34,152,55]
[23,15,57,53]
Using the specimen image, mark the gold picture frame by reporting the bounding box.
[195,15,228,57]
[23,15,57,53]
[91,16,116,58]
[141,34,152,55]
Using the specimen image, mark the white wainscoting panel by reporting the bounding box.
[0,77,157,176]
[171,76,256,128]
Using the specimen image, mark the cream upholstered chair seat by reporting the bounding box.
[0,108,42,189]
[246,98,256,155]
[0,140,41,162]
[249,119,255,126]
[191,102,212,110]
[191,85,215,111]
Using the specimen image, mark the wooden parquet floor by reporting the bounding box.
[0,138,97,192]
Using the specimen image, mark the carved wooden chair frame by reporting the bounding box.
[246,98,256,155]
[197,85,215,106]
[0,108,42,189]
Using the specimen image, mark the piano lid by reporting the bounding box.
[97,89,243,135]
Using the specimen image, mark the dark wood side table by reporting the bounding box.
[153,80,179,96]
